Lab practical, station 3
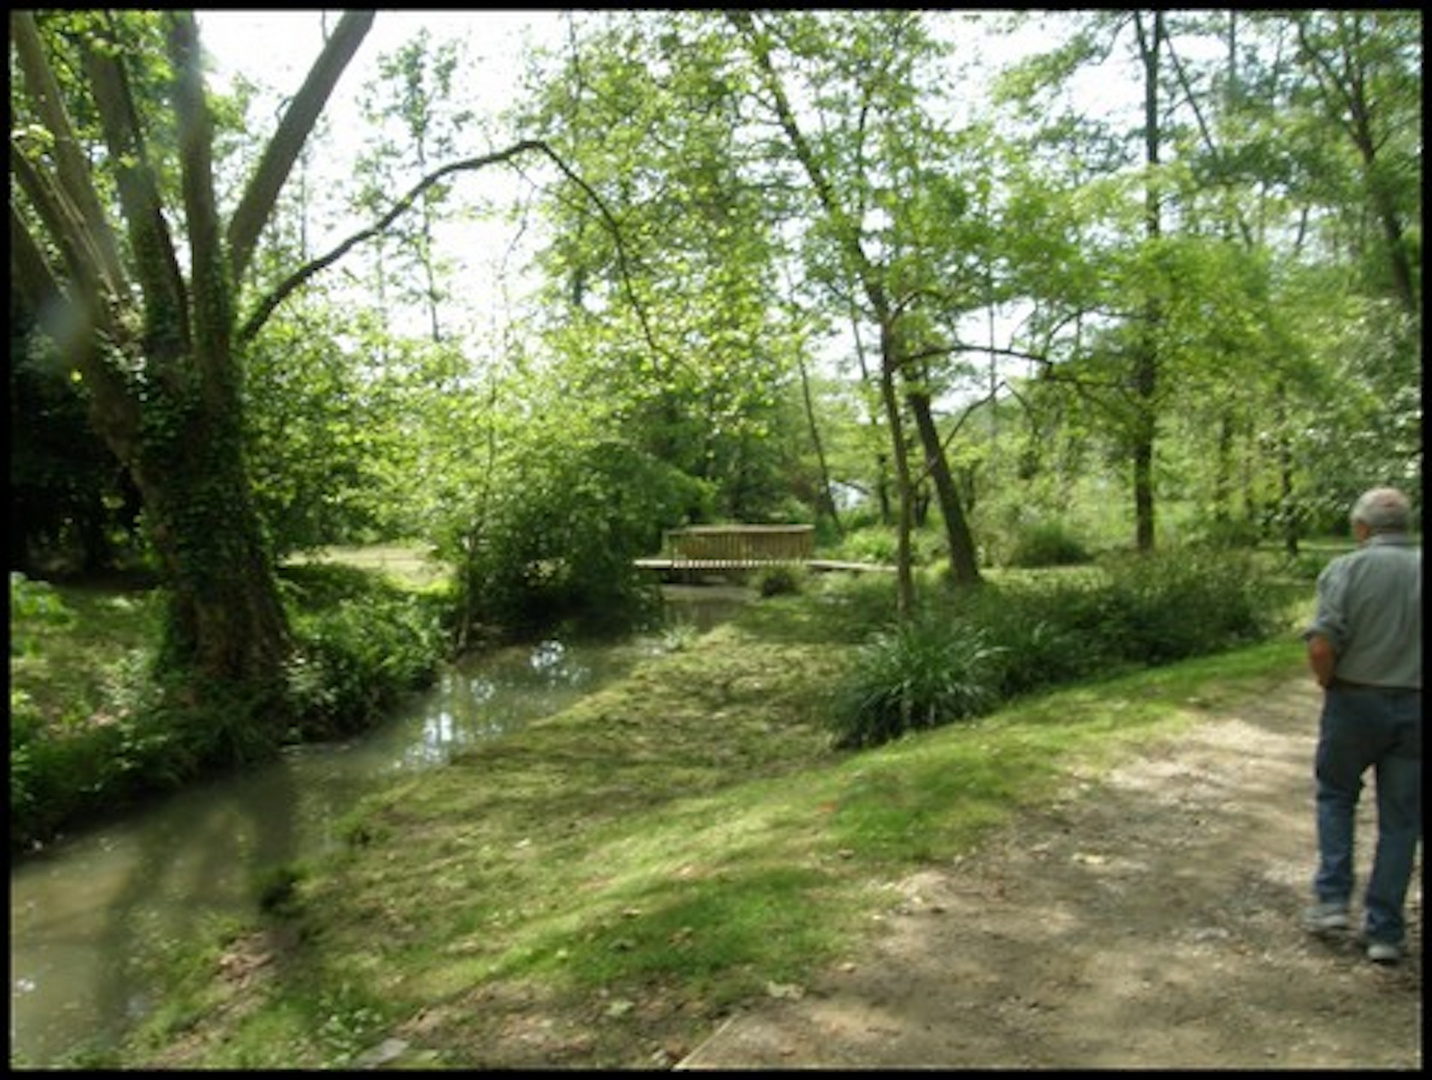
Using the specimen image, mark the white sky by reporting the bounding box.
[197,10,567,343]
[192,10,1148,376]
[197,9,563,100]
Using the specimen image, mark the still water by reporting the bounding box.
[9,587,748,1066]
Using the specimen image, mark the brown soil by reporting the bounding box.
[677,675,1422,1069]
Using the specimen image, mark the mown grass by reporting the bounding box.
[285,542,451,589]
[106,574,1311,1070]
[10,575,162,726]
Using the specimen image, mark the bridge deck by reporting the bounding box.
[636,525,893,578]
[634,557,895,574]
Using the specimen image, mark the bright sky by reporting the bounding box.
[196,10,566,343]
[197,9,563,102]
[191,11,1140,368]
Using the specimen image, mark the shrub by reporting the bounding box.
[829,614,1004,749]
[10,621,178,850]
[1279,546,1350,582]
[442,440,695,640]
[283,567,447,737]
[953,580,1122,697]
[9,573,74,656]
[10,562,452,852]
[755,564,806,598]
[1193,516,1263,549]
[1005,521,1092,568]
[10,689,42,829]
[1094,548,1282,665]
[830,526,899,566]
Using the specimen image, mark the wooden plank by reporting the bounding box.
[634,557,803,570]
[634,556,895,574]
[664,524,814,563]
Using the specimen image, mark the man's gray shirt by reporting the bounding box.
[1303,533,1421,690]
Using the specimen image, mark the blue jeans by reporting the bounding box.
[1313,684,1422,944]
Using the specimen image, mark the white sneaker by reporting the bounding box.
[1367,941,1402,964]
[1303,902,1351,933]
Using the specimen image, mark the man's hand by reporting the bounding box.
[1306,633,1337,689]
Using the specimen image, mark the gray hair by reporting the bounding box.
[1350,487,1411,534]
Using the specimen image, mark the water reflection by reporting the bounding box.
[9,588,750,1066]
[393,640,597,770]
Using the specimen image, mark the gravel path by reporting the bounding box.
[678,675,1422,1069]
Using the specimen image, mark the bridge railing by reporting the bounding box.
[634,524,896,578]
[659,524,814,567]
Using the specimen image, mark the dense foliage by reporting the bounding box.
[829,548,1291,749]
[12,10,1420,592]
[9,296,143,576]
[8,9,1420,845]
[10,566,447,852]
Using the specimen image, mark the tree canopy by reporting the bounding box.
[11,10,1421,694]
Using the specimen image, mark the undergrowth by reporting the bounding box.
[828,546,1296,749]
[9,564,449,852]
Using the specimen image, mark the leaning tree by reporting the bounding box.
[10,10,615,728]
[10,10,381,711]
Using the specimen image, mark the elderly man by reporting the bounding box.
[1301,487,1421,964]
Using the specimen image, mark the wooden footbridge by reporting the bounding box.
[634,524,894,580]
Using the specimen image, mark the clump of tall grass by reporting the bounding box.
[828,546,1287,749]
[1004,520,1094,568]
[754,564,806,598]
[828,614,1005,749]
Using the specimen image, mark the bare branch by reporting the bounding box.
[169,11,231,385]
[81,17,190,348]
[238,139,666,370]
[226,9,376,284]
[9,143,105,302]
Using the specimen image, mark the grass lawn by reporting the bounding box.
[106,576,1309,1070]
[287,543,451,588]
[10,576,163,736]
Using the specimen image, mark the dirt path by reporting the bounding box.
[678,676,1422,1069]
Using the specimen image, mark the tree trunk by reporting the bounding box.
[1273,381,1300,559]
[906,385,982,586]
[1213,413,1234,524]
[11,10,375,723]
[1132,414,1157,552]
[878,349,917,620]
[121,378,291,694]
[1132,10,1164,553]
[796,351,843,537]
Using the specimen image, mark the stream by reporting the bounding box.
[9,586,750,1067]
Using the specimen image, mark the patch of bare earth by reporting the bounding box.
[678,676,1422,1069]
